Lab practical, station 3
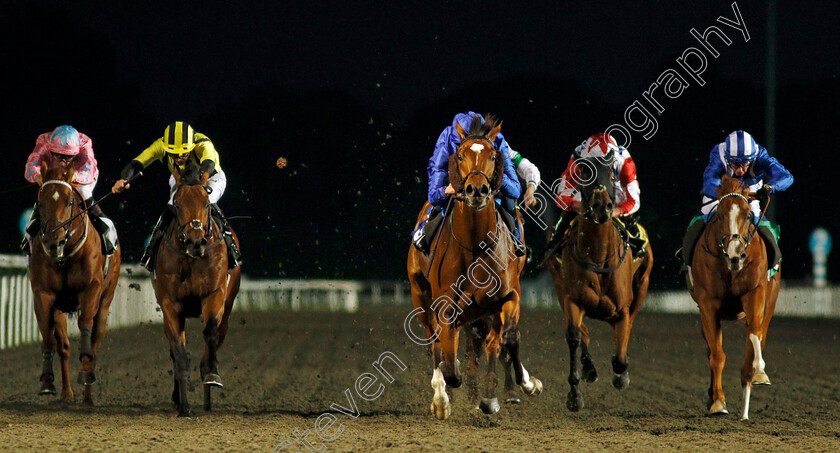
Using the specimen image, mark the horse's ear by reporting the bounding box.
[63,164,75,183]
[455,121,467,142]
[492,150,505,191]
[199,170,210,186]
[40,161,48,180]
[448,153,465,193]
[487,121,502,144]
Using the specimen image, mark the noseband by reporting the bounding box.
[172,184,214,244]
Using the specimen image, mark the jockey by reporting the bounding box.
[679,130,793,270]
[412,112,525,255]
[22,125,117,256]
[111,121,241,271]
[544,133,646,260]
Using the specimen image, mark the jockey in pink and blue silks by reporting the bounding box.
[412,112,526,256]
[22,125,118,256]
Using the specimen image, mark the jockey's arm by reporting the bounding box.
[112,140,165,193]
[702,147,727,199]
[753,147,793,193]
[427,128,454,206]
[24,133,51,185]
[509,147,541,207]
[496,138,521,199]
[614,155,640,217]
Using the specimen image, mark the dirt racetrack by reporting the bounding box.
[1,305,838,452]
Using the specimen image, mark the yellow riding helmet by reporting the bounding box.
[163,121,196,154]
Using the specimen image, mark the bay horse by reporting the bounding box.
[547,152,653,412]
[688,175,780,420]
[407,115,542,420]
[153,162,241,417]
[29,163,121,405]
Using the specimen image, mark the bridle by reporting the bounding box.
[168,183,222,254]
[456,136,500,198]
[38,180,88,262]
[715,192,757,254]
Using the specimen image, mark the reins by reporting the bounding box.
[39,180,89,261]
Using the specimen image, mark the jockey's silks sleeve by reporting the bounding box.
[132,132,222,175]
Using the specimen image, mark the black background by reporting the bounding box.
[2,1,837,289]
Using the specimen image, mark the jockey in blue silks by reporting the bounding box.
[413,112,525,256]
[679,130,793,271]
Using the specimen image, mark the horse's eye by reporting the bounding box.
[457,154,463,162]
[491,154,496,161]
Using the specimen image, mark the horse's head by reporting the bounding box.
[37,162,79,260]
[715,175,753,272]
[172,162,213,259]
[448,114,505,211]
[576,152,616,225]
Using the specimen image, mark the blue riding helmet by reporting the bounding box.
[721,130,758,163]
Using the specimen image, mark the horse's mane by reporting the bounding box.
[467,113,500,138]
[43,166,73,182]
[718,175,747,197]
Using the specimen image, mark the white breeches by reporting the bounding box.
[168,170,227,205]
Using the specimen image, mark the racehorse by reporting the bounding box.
[29,163,122,406]
[407,115,542,420]
[547,152,653,412]
[153,162,241,417]
[688,175,780,420]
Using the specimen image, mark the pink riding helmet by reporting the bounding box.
[47,125,81,156]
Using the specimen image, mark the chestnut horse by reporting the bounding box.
[29,164,121,405]
[688,175,780,420]
[407,115,542,420]
[548,152,653,412]
[153,163,241,417]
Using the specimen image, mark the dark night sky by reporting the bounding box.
[2,0,838,287]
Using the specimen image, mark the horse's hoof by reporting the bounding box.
[203,373,224,388]
[566,390,583,412]
[505,397,522,405]
[752,372,771,386]
[612,372,630,390]
[39,383,57,396]
[582,366,598,383]
[431,401,451,420]
[479,398,500,415]
[524,378,543,396]
[709,400,728,415]
[77,370,97,386]
[178,406,192,418]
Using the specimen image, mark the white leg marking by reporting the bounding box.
[431,368,449,411]
[520,364,535,392]
[741,385,751,420]
[749,333,765,374]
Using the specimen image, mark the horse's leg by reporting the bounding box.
[740,288,769,420]
[500,298,542,399]
[700,304,727,415]
[33,291,58,396]
[83,281,116,406]
[611,307,632,390]
[464,319,484,406]
[479,317,502,414]
[564,299,585,411]
[429,323,451,420]
[161,299,190,417]
[579,322,598,383]
[76,283,103,390]
[201,292,227,411]
[500,323,520,404]
[438,323,462,389]
[53,311,73,401]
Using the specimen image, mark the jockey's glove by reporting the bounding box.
[756,184,773,201]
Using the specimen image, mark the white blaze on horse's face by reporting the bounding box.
[722,203,746,271]
[470,143,484,154]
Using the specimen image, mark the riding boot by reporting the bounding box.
[539,211,576,266]
[141,206,175,272]
[20,203,39,256]
[757,225,782,270]
[211,203,242,269]
[678,218,706,265]
[413,207,443,255]
[623,218,647,259]
[85,198,116,256]
[498,199,525,257]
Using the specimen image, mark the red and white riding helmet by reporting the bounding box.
[575,133,619,158]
